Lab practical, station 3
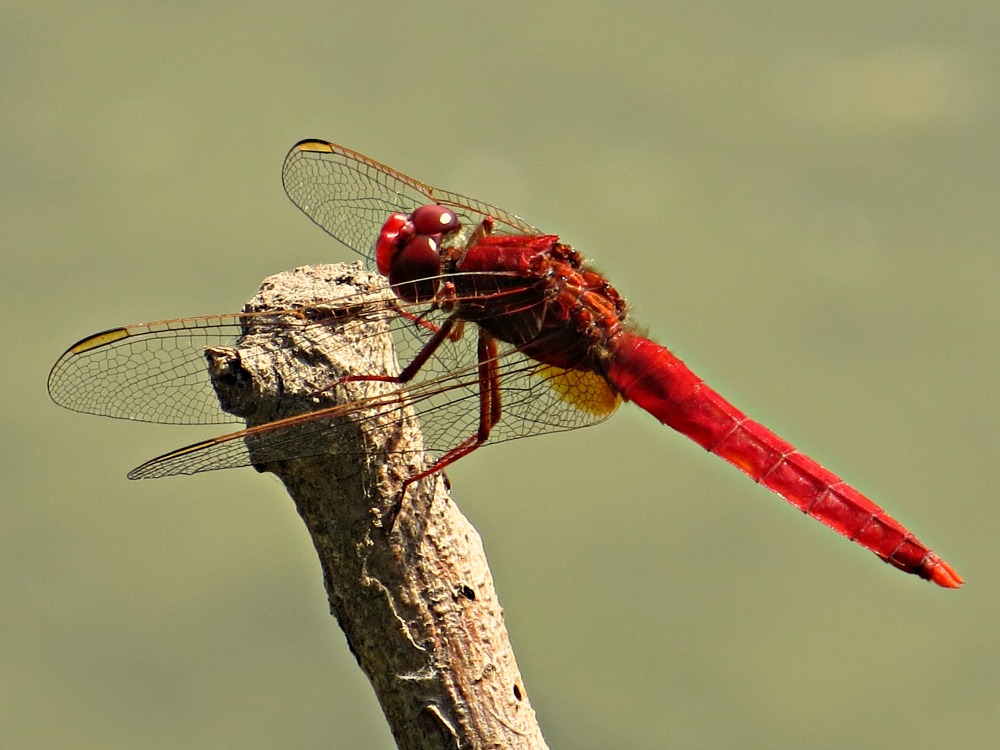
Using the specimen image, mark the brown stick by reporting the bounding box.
[207,263,548,749]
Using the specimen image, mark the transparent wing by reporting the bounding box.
[281,139,541,262]
[48,314,250,425]
[50,269,621,479]
[47,288,402,426]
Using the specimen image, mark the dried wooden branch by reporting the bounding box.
[207,262,548,749]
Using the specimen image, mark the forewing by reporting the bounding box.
[48,314,249,425]
[281,139,540,263]
[47,289,406,426]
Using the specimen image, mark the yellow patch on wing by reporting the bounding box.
[292,140,335,154]
[535,364,621,416]
[71,327,129,353]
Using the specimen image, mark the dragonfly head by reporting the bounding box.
[375,204,461,302]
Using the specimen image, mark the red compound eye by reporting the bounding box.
[375,212,410,275]
[388,235,442,302]
[411,204,460,236]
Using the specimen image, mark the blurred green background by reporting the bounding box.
[4,2,996,748]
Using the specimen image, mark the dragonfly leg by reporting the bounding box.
[384,332,502,533]
[339,313,461,390]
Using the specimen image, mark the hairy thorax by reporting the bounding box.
[450,234,628,372]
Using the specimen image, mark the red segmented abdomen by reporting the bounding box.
[604,331,962,588]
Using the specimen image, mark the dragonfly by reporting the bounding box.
[48,138,962,588]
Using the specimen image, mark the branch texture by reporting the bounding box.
[208,263,547,749]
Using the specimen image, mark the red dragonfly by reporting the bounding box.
[48,138,962,588]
